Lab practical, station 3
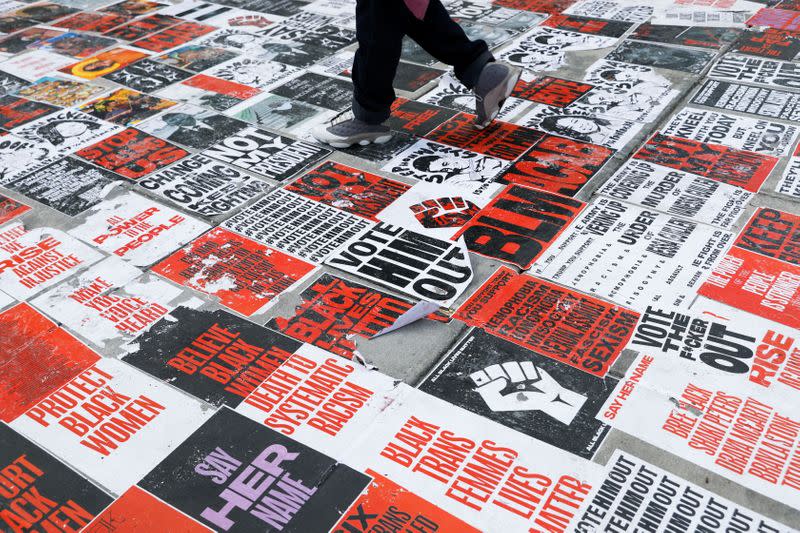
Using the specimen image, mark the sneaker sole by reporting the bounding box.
[475,67,521,129]
[328,134,392,149]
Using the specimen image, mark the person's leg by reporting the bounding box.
[350,0,408,124]
[313,0,406,147]
[406,0,520,128]
[405,0,493,89]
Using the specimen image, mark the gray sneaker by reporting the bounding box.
[473,62,521,129]
[312,110,393,148]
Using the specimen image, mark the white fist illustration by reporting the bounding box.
[470,361,586,425]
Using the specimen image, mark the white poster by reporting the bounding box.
[69,191,210,267]
[343,385,604,532]
[598,159,752,229]
[0,222,102,300]
[571,451,793,532]
[0,133,58,182]
[498,27,618,72]
[11,109,121,156]
[775,145,800,199]
[203,56,300,90]
[0,50,75,81]
[599,351,800,505]
[382,140,508,187]
[533,197,734,309]
[662,106,799,157]
[236,343,402,458]
[30,256,191,348]
[630,298,800,406]
[11,358,210,495]
[223,188,373,264]
[518,104,641,150]
[710,54,800,91]
[137,153,268,218]
[326,221,473,307]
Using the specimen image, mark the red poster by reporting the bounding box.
[455,266,639,377]
[285,161,410,221]
[493,0,576,13]
[500,134,614,196]
[426,112,544,160]
[54,12,131,33]
[453,184,585,268]
[131,21,215,52]
[152,228,316,316]
[747,7,800,31]
[0,194,29,224]
[75,127,188,179]
[699,246,800,329]
[183,74,262,99]
[0,303,99,422]
[85,486,211,532]
[634,133,778,192]
[333,471,480,533]
[734,208,800,266]
[513,76,594,107]
[266,273,413,358]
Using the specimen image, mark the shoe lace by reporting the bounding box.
[330,109,355,126]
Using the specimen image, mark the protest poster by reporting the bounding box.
[597,159,752,229]
[420,328,614,458]
[265,273,414,358]
[0,222,102,299]
[570,451,794,532]
[534,198,734,310]
[455,266,639,377]
[325,222,474,307]
[152,227,316,315]
[68,191,210,267]
[223,189,372,264]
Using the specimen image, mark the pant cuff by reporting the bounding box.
[352,96,391,125]
[457,48,495,89]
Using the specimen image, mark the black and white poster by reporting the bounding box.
[709,53,800,90]
[203,56,301,90]
[498,27,618,71]
[420,328,614,459]
[0,132,58,182]
[326,221,473,307]
[223,188,373,263]
[3,157,120,216]
[598,159,752,229]
[570,451,794,532]
[533,197,734,309]
[606,40,717,73]
[138,153,268,218]
[105,59,193,93]
[270,72,352,111]
[564,0,653,22]
[0,69,29,94]
[138,408,370,533]
[139,104,247,150]
[382,140,508,187]
[203,126,330,182]
[518,105,640,150]
[231,94,327,131]
[662,106,799,157]
[11,109,120,156]
[691,78,800,121]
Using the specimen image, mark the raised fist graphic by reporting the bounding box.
[470,361,586,425]
[409,196,479,229]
